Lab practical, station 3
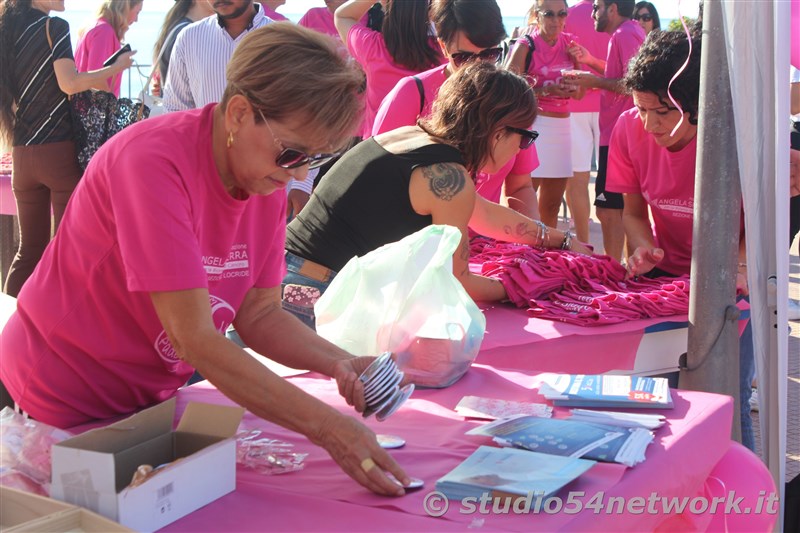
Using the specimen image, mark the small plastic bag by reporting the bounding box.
[315,225,486,388]
[0,407,72,495]
[235,429,307,475]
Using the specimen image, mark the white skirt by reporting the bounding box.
[531,114,573,178]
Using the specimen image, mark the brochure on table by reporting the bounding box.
[435,445,595,501]
[539,374,673,408]
[467,414,654,467]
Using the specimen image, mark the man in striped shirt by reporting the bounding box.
[163,0,271,112]
[162,1,313,213]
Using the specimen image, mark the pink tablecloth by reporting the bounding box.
[150,365,773,533]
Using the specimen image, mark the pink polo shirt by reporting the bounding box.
[564,0,610,112]
[347,24,445,138]
[373,64,540,205]
[517,29,579,114]
[599,19,645,145]
[74,18,122,97]
[0,105,287,428]
[605,108,697,276]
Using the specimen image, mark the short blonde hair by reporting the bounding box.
[96,0,142,40]
[222,23,365,151]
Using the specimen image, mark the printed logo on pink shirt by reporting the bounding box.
[202,244,250,282]
[154,295,236,368]
[648,197,694,218]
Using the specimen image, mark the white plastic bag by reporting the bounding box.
[315,225,486,388]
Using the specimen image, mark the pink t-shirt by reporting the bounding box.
[348,24,445,137]
[598,19,645,145]
[605,108,697,276]
[74,18,122,97]
[297,7,338,37]
[372,63,540,205]
[261,4,289,21]
[475,147,540,204]
[519,29,579,114]
[0,105,287,428]
[564,0,610,112]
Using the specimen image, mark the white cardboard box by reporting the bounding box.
[50,398,244,532]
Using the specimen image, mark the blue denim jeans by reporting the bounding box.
[738,310,756,452]
[281,251,336,330]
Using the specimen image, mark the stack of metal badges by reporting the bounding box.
[359,352,414,421]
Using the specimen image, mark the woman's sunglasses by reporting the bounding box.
[634,13,653,21]
[507,126,539,150]
[255,107,341,169]
[539,9,569,19]
[450,47,504,68]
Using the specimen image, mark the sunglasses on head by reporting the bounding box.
[539,9,569,19]
[634,13,653,21]
[450,47,504,68]
[507,126,539,150]
[255,107,340,169]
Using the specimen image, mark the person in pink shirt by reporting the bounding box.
[563,0,610,245]
[605,30,754,451]
[259,0,289,21]
[372,0,539,220]
[0,24,414,497]
[506,0,585,230]
[335,0,445,138]
[563,0,645,263]
[299,0,348,38]
[74,0,143,97]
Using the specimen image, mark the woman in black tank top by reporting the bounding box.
[284,62,593,328]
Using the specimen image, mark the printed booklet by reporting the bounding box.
[538,374,673,409]
[435,445,595,501]
[467,415,654,467]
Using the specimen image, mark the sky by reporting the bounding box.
[65,0,701,22]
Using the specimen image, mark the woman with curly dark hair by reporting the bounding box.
[0,0,133,297]
[334,0,445,137]
[605,30,755,452]
[284,62,592,328]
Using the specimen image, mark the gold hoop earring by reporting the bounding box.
[227,131,234,148]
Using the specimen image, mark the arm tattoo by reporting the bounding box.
[421,163,466,201]
[502,222,538,238]
[458,240,470,276]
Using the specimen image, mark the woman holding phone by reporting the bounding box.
[75,0,143,97]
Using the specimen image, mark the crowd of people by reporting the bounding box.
[0,0,790,495]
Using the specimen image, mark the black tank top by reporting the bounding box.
[286,138,465,271]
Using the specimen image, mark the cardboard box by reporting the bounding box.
[1,486,133,532]
[50,398,244,532]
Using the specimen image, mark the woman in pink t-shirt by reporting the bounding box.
[505,0,585,230]
[1,24,414,498]
[74,0,143,97]
[335,0,445,138]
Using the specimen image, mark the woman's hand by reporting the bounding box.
[314,412,410,496]
[331,356,374,413]
[567,41,591,64]
[626,246,664,278]
[113,50,136,72]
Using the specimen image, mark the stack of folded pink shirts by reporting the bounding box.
[470,239,690,326]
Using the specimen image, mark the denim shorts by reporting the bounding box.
[282,251,337,330]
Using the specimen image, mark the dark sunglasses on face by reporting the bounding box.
[450,47,504,68]
[256,107,340,169]
[634,13,653,21]
[507,126,539,150]
[540,9,569,19]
